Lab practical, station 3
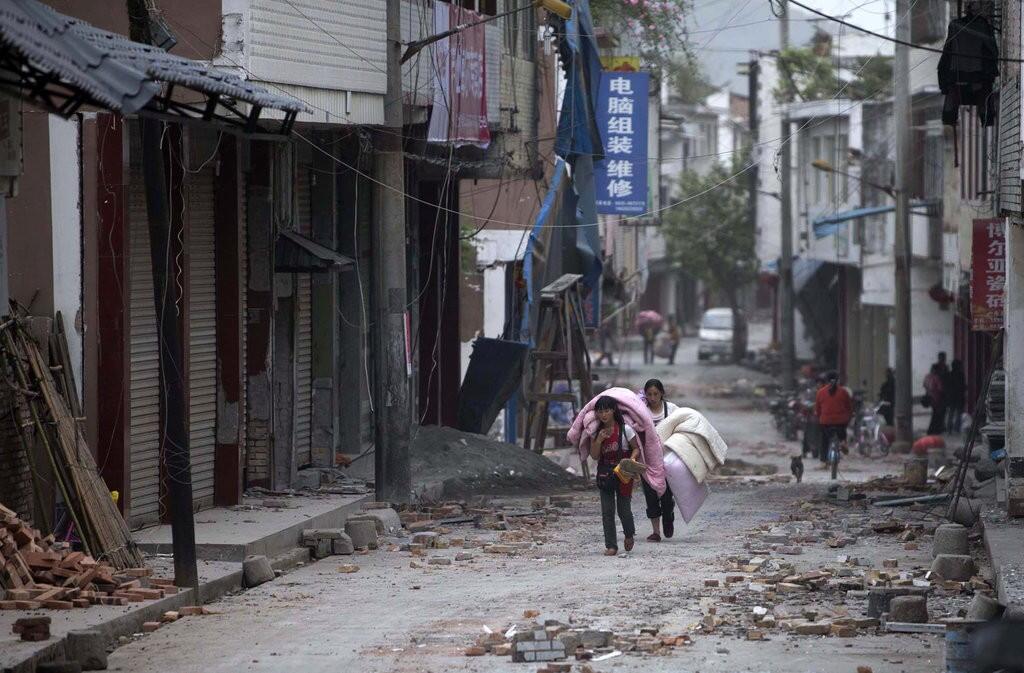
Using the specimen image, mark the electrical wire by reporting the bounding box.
[786,0,1024,62]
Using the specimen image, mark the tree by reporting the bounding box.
[667,56,717,105]
[589,0,691,64]
[775,47,893,103]
[662,155,759,361]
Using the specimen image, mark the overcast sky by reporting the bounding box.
[688,0,895,91]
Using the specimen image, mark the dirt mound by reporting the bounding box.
[410,425,577,500]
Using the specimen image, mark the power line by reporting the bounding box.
[785,0,1024,62]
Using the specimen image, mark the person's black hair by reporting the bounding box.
[595,396,626,431]
[643,379,665,396]
[951,359,963,372]
[826,370,839,393]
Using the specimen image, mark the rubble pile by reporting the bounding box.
[692,497,992,640]
[0,503,178,611]
[393,498,571,562]
[466,614,694,663]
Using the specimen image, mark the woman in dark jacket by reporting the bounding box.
[945,360,967,434]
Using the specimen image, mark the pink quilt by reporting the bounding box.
[567,387,667,495]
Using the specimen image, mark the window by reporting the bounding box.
[459,0,496,15]
[960,106,993,202]
[806,131,848,205]
[505,1,536,59]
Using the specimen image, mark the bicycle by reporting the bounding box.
[827,434,841,480]
[852,401,891,457]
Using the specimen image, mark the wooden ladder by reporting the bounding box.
[523,275,594,476]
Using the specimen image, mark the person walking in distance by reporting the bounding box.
[641,379,678,542]
[666,316,682,365]
[595,322,616,367]
[925,363,946,435]
[815,371,853,466]
[642,325,656,365]
[945,359,967,434]
[590,396,640,556]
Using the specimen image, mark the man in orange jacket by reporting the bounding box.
[814,371,854,465]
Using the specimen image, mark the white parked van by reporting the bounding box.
[698,308,747,361]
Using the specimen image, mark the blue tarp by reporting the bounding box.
[552,0,603,325]
[812,201,938,239]
[554,0,604,162]
[521,159,567,342]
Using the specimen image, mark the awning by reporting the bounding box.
[0,0,307,134]
[275,230,354,273]
[812,200,941,239]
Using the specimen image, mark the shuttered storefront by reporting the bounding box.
[293,166,313,467]
[127,168,161,528]
[187,166,218,508]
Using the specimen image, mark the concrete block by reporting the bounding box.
[888,596,928,623]
[867,587,928,618]
[931,554,977,581]
[966,593,1001,621]
[345,519,379,550]
[331,534,354,555]
[66,630,108,671]
[558,633,581,651]
[243,555,275,588]
[579,630,612,648]
[304,528,346,540]
[412,532,439,548]
[933,524,970,558]
[350,508,402,535]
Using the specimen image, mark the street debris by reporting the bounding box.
[0,503,173,611]
[467,617,692,664]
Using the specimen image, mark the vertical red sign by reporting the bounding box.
[971,217,1006,331]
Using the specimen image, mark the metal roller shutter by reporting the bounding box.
[294,166,313,467]
[128,168,161,528]
[187,167,218,508]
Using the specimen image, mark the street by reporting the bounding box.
[105,333,951,673]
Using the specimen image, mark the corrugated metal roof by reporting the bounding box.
[0,0,306,125]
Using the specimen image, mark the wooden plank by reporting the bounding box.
[540,273,582,297]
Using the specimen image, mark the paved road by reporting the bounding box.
[106,332,948,673]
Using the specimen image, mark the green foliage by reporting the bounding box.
[589,0,691,64]
[661,155,758,306]
[667,56,717,105]
[775,47,893,103]
[845,56,893,101]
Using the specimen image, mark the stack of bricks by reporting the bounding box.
[511,628,568,664]
[0,502,171,610]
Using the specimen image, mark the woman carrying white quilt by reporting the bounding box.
[653,401,729,526]
[642,379,678,541]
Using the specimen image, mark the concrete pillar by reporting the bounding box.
[1006,219,1024,516]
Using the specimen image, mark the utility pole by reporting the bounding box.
[746,56,759,251]
[892,0,914,449]
[373,0,412,503]
[125,0,198,593]
[778,1,796,391]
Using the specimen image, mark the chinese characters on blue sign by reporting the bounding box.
[595,72,649,215]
